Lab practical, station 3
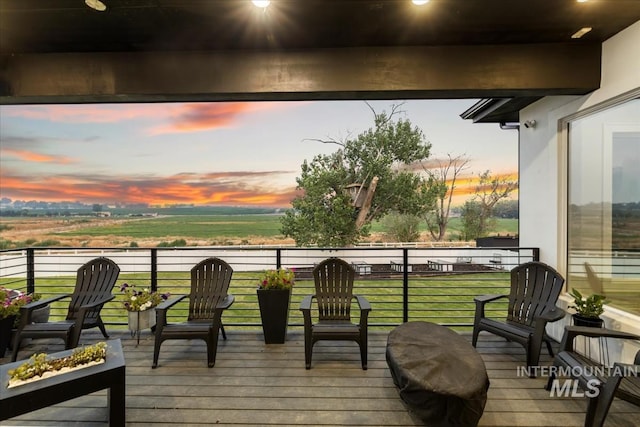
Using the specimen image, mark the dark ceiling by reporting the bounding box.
[1,1,639,122]
[2,0,639,54]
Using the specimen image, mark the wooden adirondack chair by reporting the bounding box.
[472,261,566,368]
[299,257,371,370]
[152,257,234,368]
[546,326,640,427]
[11,257,120,361]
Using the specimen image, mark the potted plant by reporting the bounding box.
[568,288,606,328]
[120,283,169,343]
[0,287,33,357]
[256,268,295,344]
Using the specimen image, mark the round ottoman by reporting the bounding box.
[386,321,490,427]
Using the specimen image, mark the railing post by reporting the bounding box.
[403,248,409,323]
[276,248,282,269]
[150,249,158,292]
[26,248,35,295]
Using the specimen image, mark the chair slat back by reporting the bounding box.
[188,257,233,321]
[507,261,565,327]
[68,257,120,321]
[313,258,355,322]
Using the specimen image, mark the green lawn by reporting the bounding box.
[59,215,285,239]
[3,271,513,331]
[57,214,518,241]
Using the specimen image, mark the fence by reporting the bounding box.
[0,246,539,330]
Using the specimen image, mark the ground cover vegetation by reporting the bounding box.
[0,214,518,249]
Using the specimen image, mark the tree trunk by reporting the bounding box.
[355,176,379,229]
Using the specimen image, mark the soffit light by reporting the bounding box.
[252,0,270,8]
[571,27,592,39]
[85,0,107,11]
[412,0,431,5]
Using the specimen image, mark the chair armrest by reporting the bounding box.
[560,326,640,352]
[473,294,507,320]
[156,294,188,312]
[355,295,371,312]
[22,294,71,311]
[217,294,234,310]
[16,294,71,326]
[299,295,314,311]
[155,295,188,327]
[355,295,371,329]
[474,294,507,304]
[537,307,566,323]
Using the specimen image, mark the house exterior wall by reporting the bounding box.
[519,21,640,356]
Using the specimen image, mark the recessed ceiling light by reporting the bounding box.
[577,0,589,3]
[571,27,593,39]
[85,0,107,11]
[412,0,431,5]
[252,0,270,8]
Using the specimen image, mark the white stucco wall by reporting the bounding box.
[519,21,640,357]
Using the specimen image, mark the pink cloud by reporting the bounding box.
[148,102,296,135]
[1,148,76,164]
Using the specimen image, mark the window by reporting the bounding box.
[567,97,640,315]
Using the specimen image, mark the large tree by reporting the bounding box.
[422,153,470,241]
[281,103,433,247]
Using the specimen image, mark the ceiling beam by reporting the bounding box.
[0,43,601,104]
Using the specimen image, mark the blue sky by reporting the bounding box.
[0,99,517,207]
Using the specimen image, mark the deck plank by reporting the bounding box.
[1,329,638,426]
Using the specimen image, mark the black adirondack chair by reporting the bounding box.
[11,257,120,361]
[545,326,640,427]
[299,257,371,370]
[472,261,566,368]
[152,257,234,368]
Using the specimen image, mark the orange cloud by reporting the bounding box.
[1,148,75,164]
[447,172,519,204]
[0,171,297,208]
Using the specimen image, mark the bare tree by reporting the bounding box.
[422,154,470,241]
[461,170,518,239]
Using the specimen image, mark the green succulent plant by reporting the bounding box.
[569,288,606,319]
[8,342,107,383]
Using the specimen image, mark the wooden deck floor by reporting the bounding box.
[1,328,638,426]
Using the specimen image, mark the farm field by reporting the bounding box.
[0,212,518,248]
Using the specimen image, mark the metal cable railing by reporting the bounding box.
[0,246,539,330]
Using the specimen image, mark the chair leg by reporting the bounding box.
[360,342,368,370]
[545,338,554,357]
[97,316,110,339]
[10,335,22,362]
[471,325,480,347]
[545,371,556,391]
[304,335,313,369]
[207,328,221,368]
[152,338,162,368]
[220,323,227,340]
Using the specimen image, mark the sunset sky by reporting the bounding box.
[0,100,517,208]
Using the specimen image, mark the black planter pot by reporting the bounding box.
[0,315,16,358]
[572,313,604,328]
[257,289,291,344]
